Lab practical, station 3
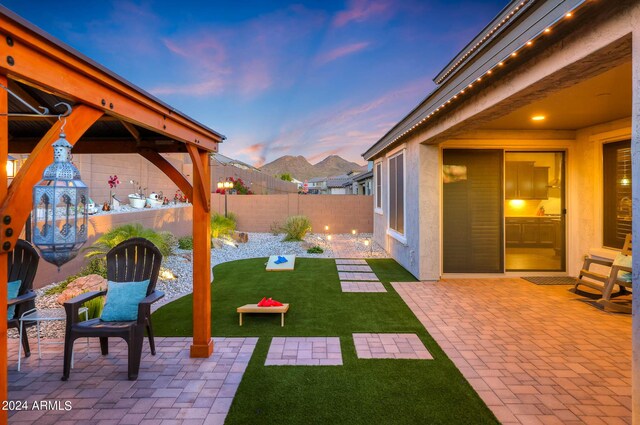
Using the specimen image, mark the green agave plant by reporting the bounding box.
[84,223,175,259]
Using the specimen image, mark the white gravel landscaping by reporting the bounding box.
[10,232,386,340]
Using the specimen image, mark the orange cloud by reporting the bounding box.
[315,42,370,65]
[333,0,392,27]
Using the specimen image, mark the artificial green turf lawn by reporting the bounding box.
[152,258,498,425]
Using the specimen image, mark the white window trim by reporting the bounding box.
[374,160,383,214]
[386,148,407,244]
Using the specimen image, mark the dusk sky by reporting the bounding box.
[2,0,506,166]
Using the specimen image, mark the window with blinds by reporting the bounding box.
[375,162,382,210]
[388,152,404,234]
[603,140,632,250]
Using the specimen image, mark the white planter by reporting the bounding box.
[128,195,146,209]
[146,197,163,208]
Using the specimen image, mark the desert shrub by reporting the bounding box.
[178,236,194,250]
[211,213,237,239]
[84,223,175,259]
[270,221,282,235]
[44,258,107,296]
[306,246,324,254]
[282,215,312,241]
[82,296,105,320]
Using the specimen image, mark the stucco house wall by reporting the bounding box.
[368,1,637,280]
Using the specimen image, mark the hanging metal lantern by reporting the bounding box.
[32,132,89,268]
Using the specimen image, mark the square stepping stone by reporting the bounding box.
[338,272,379,281]
[336,265,373,272]
[353,333,433,360]
[335,259,368,265]
[265,337,343,366]
[341,282,387,293]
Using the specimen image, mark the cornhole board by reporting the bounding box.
[237,303,290,327]
[266,255,296,271]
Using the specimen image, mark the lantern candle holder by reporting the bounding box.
[32,131,89,268]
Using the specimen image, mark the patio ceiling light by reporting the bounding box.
[531,115,546,122]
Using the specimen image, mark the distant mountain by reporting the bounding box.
[260,155,366,181]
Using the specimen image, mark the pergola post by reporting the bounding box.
[188,145,212,357]
[0,73,9,425]
[632,30,640,425]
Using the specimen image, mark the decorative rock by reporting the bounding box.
[212,238,224,249]
[56,274,107,305]
[232,232,249,244]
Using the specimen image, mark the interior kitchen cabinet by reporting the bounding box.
[505,217,558,247]
[505,161,549,199]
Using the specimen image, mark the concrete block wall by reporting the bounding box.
[72,153,185,205]
[211,194,373,234]
[13,152,298,206]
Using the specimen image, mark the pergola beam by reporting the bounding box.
[6,80,55,124]
[8,139,187,154]
[121,120,141,142]
[0,104,103,251]
[187,144,211,211]
[138,148,193,202]
[0,12,223,152]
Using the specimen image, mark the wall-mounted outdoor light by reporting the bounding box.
[6,155,17,178]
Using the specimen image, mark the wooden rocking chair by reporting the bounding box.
[574,234,632,313]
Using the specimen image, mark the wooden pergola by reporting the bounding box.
[0,7,223,422]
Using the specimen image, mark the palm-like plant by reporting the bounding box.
[84,223,175,259]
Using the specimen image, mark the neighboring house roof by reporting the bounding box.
[352,170,373,182]
[212,153,259,171]
[362,0,585,160]
[326,174,353,188]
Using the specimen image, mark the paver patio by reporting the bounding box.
[393,278,632,425]
[336,265,373,272]
[335,259,368,265]
[8,337,257,424]
[353,333,433,360]
[340,281,387,292]
[338,272,379,281]
[265,337,343,366]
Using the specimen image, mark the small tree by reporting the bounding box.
[278,173,293,182]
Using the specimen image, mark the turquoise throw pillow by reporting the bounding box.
[613,253,632,282]
[7,280,21,320]
[101,279,150,322]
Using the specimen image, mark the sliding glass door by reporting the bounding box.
[442,149,566,273]
[504,152,565,272]
[442,149,504,273]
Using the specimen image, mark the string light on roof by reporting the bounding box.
[380,3,587,151]
[435,0,536,84]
